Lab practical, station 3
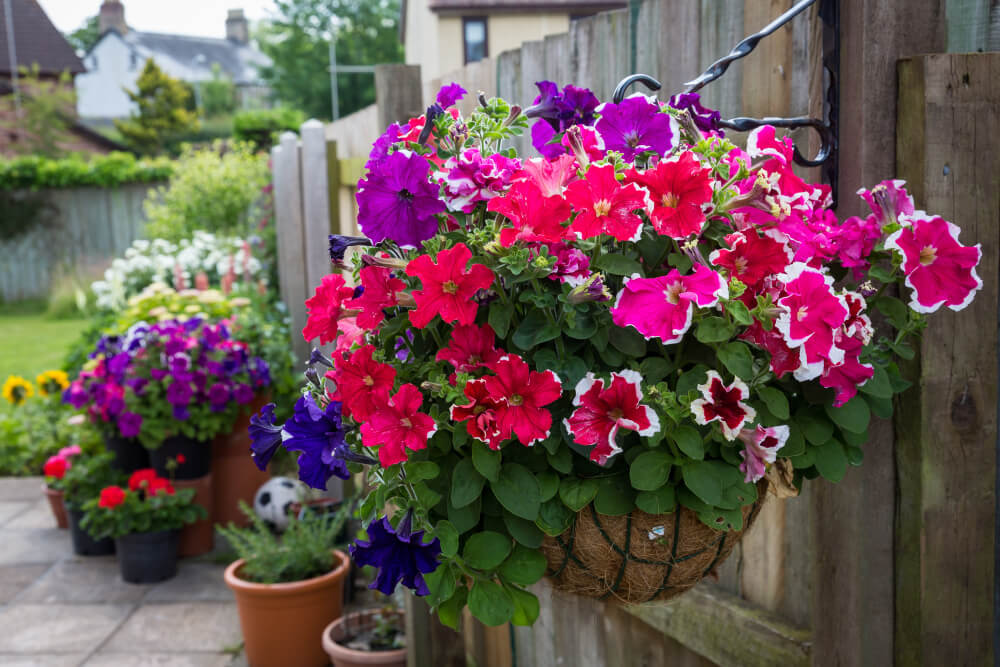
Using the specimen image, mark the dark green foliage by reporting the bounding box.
[114,60,201,155]
[0,153,173,191]
[233,108,306,151]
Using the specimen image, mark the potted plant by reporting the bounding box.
[220,503,351,667]
[81,468,206,583]
[62,450,123,556]
[323,600,406,667]
[250,81,982,626]
[41,450,74,529]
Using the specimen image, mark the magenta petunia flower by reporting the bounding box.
[513,155,578,197]
[626,152,712,239]
[884,214,982,314]
[302,273,357,345]
[774,263,849,380]
[595,94,677,161]
[611,263,728,344]
[857,179,916,228]
[436,82,467,108]
[819,334,873,407]
[360,383,437,466]
[736,424,788,482]
[438,148,521,213]
[564,370,660,465]
[405,243,495,328]
[565,163,650,242]
[690,370,756,441]
[482,354,563,446]
[356,151,446,248]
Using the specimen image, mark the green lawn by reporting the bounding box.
[0,311,88,380]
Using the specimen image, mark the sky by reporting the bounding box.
[38,0,278,39]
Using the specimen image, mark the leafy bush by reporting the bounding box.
[114,59,201,155]
[219,501,349,584]
[142,142,270,242]
[233,108,305,151]
[0,153,173,191]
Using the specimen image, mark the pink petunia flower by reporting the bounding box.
[333,317,365,357]
[328,344,397,421]
[774,263,849,380]
[690,370,756,441]
[302,274,357,345]
[449,379,505,450]
[737,425,789,482]
[857,179,916,228]
[883,214,982,313]
[435,323,501,373]
[482,355,563,446]
[405,243,495,328]
[625,152,713,239]
[360,383,437,466]
[437,148,521,213]
[611,263,728,344]
[564,370,660,465]
[514,155,579,197]
[819,334,873,407]
[489,180,571,246]
[347,266,407,330]
[565,163,651,242]
[833,215,882,280]
[540,242,591,286]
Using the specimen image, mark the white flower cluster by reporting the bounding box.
[93,231,264,311]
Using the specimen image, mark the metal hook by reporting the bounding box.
[719,116,834,167]
[612,74,662,104]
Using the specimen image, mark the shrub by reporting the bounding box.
[114,59,200,156]
[233,108,305,151]
[0,153,173,191]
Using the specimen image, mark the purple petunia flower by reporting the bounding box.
[249,402,282,471]
[308,348,334,368]
[668,92,723,134]
[596,95,677,161]
[356,151,446,248]
[166,380,193,406]
[118,411,142,438]
[173,405,190,420]
[233,383,254,405]
[366,123,402,171]
[436,82,467,108]
[349,510,442,596]
[558,84,600,127]
[525,80,563,127]
[526,81,600,158]
[250,358,270,387]
[281,394,352,489]
[328,235,370,263]
[208,382,230,411]
[394,329,415,362]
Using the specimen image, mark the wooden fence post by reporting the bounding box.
[272,131,309,364]
[374,64,423,130]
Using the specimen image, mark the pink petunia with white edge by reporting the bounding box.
[690,371,756,441]
[819,334,873,407]
[857,179,917,228]
[774,263,849,381]
[611,263,728,344]
[564,370,661,465]
[737,425,789,483]
[884,214,982,314]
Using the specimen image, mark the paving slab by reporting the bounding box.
[103,602,242,653]
[0,603,134,653]
[144,562,233,603]
[0,528,73,565]
[7,498,63,529]
[0,653,89,666]
[0,500,31,525]
[18,558,150,604]
[0,563,51,604]
[84,652,237,667]
[0,477,44,501]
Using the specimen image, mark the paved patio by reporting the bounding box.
[0,477,246,667]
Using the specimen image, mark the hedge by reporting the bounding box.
[0,152,174,190]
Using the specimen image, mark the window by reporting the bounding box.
[463,17,487,64]
[129,53,138,70]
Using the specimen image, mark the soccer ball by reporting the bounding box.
[253,477,304,532]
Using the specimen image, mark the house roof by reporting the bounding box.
[0,0,85,76]
[427,0,626,10]
[120,31,271,85]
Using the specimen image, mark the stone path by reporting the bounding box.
[0,477,246,667]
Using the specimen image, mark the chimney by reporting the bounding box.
[98,1,127,35]
[226,9,249,44]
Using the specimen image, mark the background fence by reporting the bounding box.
[270,1,1000,664]
[0,183,157,302]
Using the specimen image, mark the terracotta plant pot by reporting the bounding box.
[211,396,271,526]
[150,435,212,479]
[174,474,213,557]
[225,550,351,667]
[322,610,407,667]
[43,485,68,530]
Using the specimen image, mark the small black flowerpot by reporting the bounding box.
[67,507,115,557]
[115,530,179,584]
[149,436,212,480]
[103,432,151,474]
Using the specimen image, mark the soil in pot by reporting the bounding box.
[103,432,150,473]
[43,485,68,530]
[149,435,212,479]
[225,550,350,667]
[323,610,407,667]
[67,506,115,556]
[115,529,180,584]
[174,474,213,557]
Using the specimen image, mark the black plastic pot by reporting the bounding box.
[115,529,179,584]
[149,435,212,480]
[103,432,150,474]
[67,507,115,556]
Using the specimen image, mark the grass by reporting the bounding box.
[0,302,87,380]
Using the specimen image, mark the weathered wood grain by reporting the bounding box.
[272,133,309,363]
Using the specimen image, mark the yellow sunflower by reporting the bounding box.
[36,370,70,397]
[2,375,34,406]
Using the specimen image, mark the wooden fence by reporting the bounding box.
[0,183,157,302]
[269,1,999,663]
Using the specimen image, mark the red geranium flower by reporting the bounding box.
[690,370,756,441]
[450,379,504,449]
[98,486,126,509]
[489,180,571,247]
[128,468,158,491]
[176,454,187,465]
[347,266,407,330]
[43,455,69,480]
[302,274,357,345]
[405,243,495,329]
[435,323,501,373]
[360,383,437,466]
[626,152,713,239]
[565,370,660,465]
[565,163,650,242]
[147,477,175,496]
[482,354,563,446]
[329,344,397,421]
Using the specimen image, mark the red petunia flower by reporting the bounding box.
[565,163,650,242]
[98,486,126,509]
[148,477,175,496]
[329,344,397,421]
[302,274,357,345]
[128,468,158,491]
[565,370,660,465]
[43,455,69,480]
[482,355,563,446]
[360,383,437,466]
[740,321,801,378]
[450,379,505,449]
[690,370,756,441]
[710,230,792,289]
[347,266,407,330]
[514,155,579,197]
[625,151,712,239]
[405,243,495,329]
[489,180,571,247]
[435,323,501,373]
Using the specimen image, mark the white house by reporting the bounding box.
[76,1,271,120]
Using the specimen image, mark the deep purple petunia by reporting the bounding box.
[365,123,402,171]
[233,383,254,405]
[558,84,600,127]
[436,82,467,108]
[208,382,230,411]
[166,380,192,406]
[280,394,352,489]
[356,151,446,248]
[248,402,283,471]
[250,358,270,387]
[118,411,142,438]
[349,510,442,596]
[525,80,563,127]
[596,95,676,161]
[668,92,723,134]
[328,235,370,263]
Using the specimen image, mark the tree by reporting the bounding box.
[256,0,403,120]
[66,15,101,54]
[199,64,237,117]
[114,59,200,155]
[0,65,77,157]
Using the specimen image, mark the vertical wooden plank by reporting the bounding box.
[374,64,424,130]
[655,0,701,98]
[895,51,999,667]
[741,0,793,119]
[325,139,341,241]
[299,120,333,293]
[698,0,744,114]
[946,0,992,51]
[405,593,464,667]
[272,133,309,364]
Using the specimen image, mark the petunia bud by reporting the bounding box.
[502,105,522,128]
[567,273,611,304]
[361,254,409,271]
[673,108,705,143]
[420,381,443,393]
[563,125,590,169]
[308,348,334,368]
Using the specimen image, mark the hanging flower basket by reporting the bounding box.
[250,80,982,627]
